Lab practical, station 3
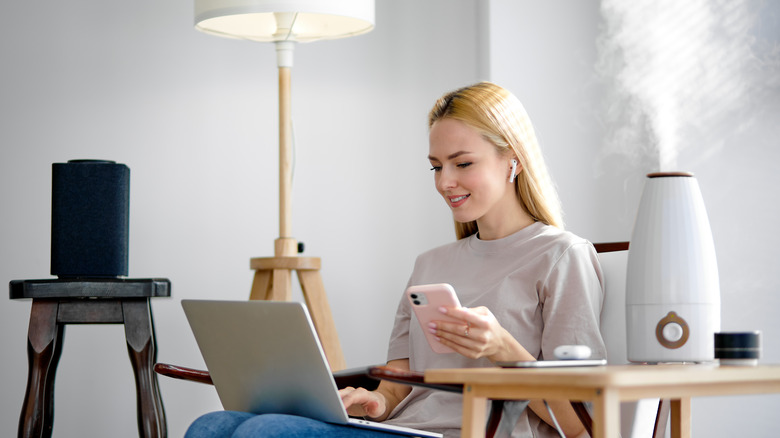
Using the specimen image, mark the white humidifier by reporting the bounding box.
[626,172,721,363]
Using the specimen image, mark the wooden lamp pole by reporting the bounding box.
[248,41,346,371]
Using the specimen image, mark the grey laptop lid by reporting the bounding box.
[182,300,348,423]
[182,300,443,438]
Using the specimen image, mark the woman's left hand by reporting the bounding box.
[429,306,534,363]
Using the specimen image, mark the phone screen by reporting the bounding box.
[497,359,607,368]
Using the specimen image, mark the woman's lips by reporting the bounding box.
[449,194,469,207]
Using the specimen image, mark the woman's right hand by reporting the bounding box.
[339,386,387,419]
[339,359,412,421]
[340,359,412,422]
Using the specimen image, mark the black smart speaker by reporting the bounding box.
[51,160,130,278]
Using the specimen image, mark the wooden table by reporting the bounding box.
[425,364,780,438]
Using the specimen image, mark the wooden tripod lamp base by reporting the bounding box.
[246,56,348,373]
[249,239,346,371]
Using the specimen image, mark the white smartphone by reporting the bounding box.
[406,283,463,354]
[496,359,607,368]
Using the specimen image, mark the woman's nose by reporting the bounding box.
[436,167,456,191]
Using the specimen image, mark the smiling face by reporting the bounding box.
[428,118,530,240]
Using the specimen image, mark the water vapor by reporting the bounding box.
[596,0,779,172]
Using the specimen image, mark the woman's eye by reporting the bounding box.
[457,162,472,169]
[430,166,442,172]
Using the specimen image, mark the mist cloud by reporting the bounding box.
[596,0,779,172]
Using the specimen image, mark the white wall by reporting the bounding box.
[1,0,778,437]
[489,0,643,240]
[490,1,780,436]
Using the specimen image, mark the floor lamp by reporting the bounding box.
[194,0,375,371]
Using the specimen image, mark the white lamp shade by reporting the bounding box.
[626,172,721,363]
[194,0,375,42]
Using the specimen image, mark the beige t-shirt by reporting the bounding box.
[383,222,606,438]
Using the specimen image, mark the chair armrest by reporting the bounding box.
[154,363,213,385]
[593,241,629,253]
[153,362,384,391]
[368,366,463,393]
[152,363,460,394]
[333,366,381,391]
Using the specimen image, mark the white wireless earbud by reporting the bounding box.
[509,159,518,183]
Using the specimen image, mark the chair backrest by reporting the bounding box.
[597,245,662,438]
[598,246,630,364]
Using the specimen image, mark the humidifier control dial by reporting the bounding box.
[655,311,690,349]
[662,322,684,342]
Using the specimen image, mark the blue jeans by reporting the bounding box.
[184,411,403,438]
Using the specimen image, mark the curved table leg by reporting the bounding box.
[20,300,63,438]
[123,299,167,438]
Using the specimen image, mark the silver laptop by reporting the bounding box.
[182,300,442,438]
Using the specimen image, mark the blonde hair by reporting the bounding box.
[428,82,564,239]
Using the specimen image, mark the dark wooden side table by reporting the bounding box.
[10,278,171,438]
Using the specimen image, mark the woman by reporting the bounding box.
[186,82,605,438]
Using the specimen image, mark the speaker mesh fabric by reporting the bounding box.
[51,160,130,277]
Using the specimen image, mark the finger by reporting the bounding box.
[338,387,356,400]
[430,317,491,358]
[431,323,478,349]
[340,386,365,405]
[440,306,490,326]
[341,387,381,411]
[346,391,385,418]
[435,332,481,360]
[429,320,474,338]
[341,388,368,416]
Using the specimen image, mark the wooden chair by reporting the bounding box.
[155,241,668,437]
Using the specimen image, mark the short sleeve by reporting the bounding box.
[387,280,413,362]
[539,242,606,360]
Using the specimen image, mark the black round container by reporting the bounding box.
[714,332,761,366]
